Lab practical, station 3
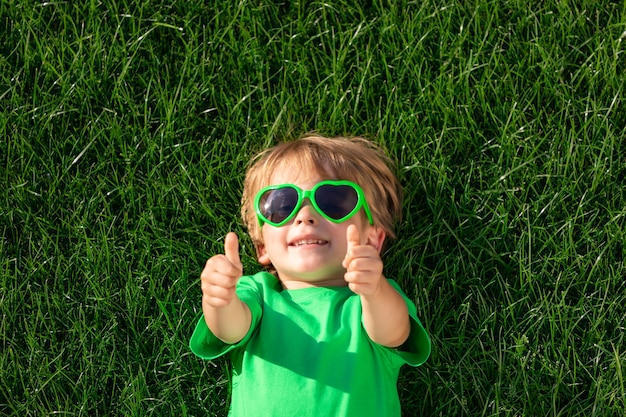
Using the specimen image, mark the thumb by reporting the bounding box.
[346,224,361,250]
[343,225,361,269]
[224,232,242,270]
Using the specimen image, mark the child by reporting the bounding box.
[190,135,430,416]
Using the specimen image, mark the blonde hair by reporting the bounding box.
[241,135,403,248]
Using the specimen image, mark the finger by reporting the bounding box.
[224,232,242,270]
[202,279,237,298]
[202,287,237,308]
[204,255,240,278]
[202,266,239,289]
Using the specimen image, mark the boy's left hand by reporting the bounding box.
[343,224,384,297]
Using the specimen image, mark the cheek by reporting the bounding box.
[330,225,351,250]
[260,226,284,250]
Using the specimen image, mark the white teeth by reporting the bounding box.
[292,239,326,246]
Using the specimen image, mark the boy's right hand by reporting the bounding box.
[201,232,243,308]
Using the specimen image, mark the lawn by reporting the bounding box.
[1,0,625,415]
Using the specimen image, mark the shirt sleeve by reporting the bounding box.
[387,280,431,367]
[189,274,266,360]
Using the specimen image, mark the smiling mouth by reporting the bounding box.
[290,239,328,247]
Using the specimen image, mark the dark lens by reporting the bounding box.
[259,187,298,224]
[315,185,358,220]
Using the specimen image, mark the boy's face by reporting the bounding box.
[256,169,385,289]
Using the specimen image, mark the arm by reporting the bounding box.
[201,232,252,344]
[359,279,411,347]
[343,225,411,348]
[202,299,251,345]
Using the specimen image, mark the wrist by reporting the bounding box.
[357,275,387,300]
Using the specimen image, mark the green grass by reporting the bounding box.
[1,0,625,415]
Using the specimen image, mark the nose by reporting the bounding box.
[294,200,320,225]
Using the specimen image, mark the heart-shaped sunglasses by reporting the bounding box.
[254,180,374,227]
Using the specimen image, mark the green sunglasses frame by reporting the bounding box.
[254,180,374,227]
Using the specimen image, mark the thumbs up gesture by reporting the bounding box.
[201,232,244,308]
[343,225,384,297]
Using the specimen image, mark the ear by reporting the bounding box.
[366,226,386,253]
[256,243,272,266]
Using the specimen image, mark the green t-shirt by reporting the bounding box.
[190,271,430,417]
